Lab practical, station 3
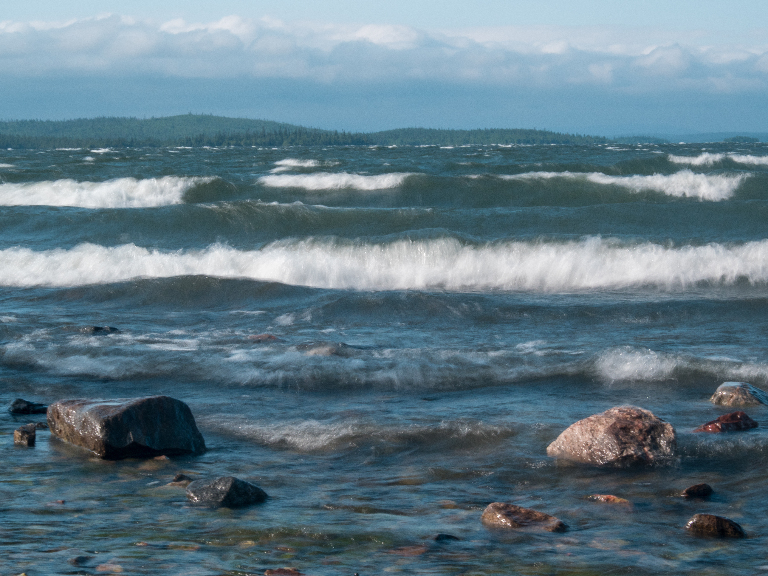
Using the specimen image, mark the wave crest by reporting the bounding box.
[258,172,413,190]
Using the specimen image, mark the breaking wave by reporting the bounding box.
[669,153,768,167]
[2,236,768,291]
[0,176,214,208]
[502,170,747,201]
[258,172,413,191]
[270,158,323,173]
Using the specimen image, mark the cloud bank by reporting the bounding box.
[1,14,766,94]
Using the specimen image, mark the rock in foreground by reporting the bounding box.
[710,382,768,407]
[546,406,676,467]
[47,396,206,459]
[693,411,758,433]
[186,476,268,508]
[481,502,567,532]
[686,514,745,538]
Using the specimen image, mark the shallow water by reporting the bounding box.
[2,142,768,574]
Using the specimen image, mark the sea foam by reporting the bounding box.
[0,176,213,208]
[3,237,768,291]
[502,169,747,201]
[258,172,412,190]
[670,153,768,167]
[270,158,323,173]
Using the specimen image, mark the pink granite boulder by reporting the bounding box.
[481,502,567,532]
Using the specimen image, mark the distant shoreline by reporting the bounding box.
[0,114,764,148]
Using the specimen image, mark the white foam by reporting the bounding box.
[258,172,413,191]
[594,347,680,382]
[3,237,768,291]
[670,153,768,166]
[270,158,322,173]
[0,163,14,168]
[0,176,213,208]
[502,170,746,201]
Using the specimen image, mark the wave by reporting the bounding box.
[258,172,413,191]
[270,158,323,173]
[501,169,747,201]
[3,237,768,291]
[0,176,214,208]
[669,153,768,167]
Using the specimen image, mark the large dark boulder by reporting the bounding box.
[186,476,268,508]
[546,406,676,467]
[481,502,567,532]
[9,398,48,414]
[47,396,206,459]
[686,514,745,538]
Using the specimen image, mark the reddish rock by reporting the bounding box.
[586,494,631,506]
[685,514,745,538]
[710,382,768,407]
[693,411,758,433]
[47,396,206,459]
[14,423,37,447]
[546,406,676,467]
[681,483,713,499]
[481,502,567,532]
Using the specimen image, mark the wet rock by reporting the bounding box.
[248,333,282,343]
[68,556,94,567]
[9,398,48,414]
[14,424,36,447]
[546,406,676,467]
[586,494,632,506]
[685,514,745,538]
[186,476,268,508]
[693,411,758,433]
[81,325,120,335]
[682,483,714,499]
[168,473,194,487]
[47,396,206,459]
[34,422,49,430]
[264,569,303,576]
[710,382,768,407]
[481,502,567,532]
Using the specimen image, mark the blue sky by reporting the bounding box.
[2,1,767,135]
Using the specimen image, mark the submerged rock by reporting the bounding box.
[247,333,282,343]
[14,424,36,447]
[693,411,758,433]
[9,398,48,414]
[710,382,768,407]
[47,396,206,459]
[81,325,120,335]
[682,483,714,499]
[481,502,567,532]
[586,494,632,507]
[546,406,676,467]
[186,476,268,508]
[685,514,745,538]
[433,533,460,542]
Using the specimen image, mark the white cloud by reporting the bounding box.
[0,14,766,94]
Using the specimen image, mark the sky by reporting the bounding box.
[1,1,767,136]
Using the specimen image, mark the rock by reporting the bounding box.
[710,382,768,407]
[586,494,631,506]
[682,483,713,499]
[168,473,194,487]
[546,406,676,467]
[47,396,206,459]
[481,502,567,532]
[693,411,758,433]
[264,569,303,576]
[685,514,745,538]
[9,398,48,414]
[81,326,120,335]
[186,476,268,508]
[248,333,281,343]
[14,424,36,447]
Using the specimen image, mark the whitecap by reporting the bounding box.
[258,172,413,191]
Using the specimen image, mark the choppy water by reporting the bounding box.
[2,142,768,575]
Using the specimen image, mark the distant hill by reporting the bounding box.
[0,114,606,148]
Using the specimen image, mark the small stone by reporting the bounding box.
[586,494,631,506]
[34,422,49,430]
[264,569,303,576]
[186,476,268,508]
[694,411,758,433]
[682,483,713,499]
[14,424,36,447]
[9,398,48,414]
[168,473,194,487]
[69,556,93,567]
[685,514,745,538]
[82,326,120,335]
[481,502,567,532]
[710,382,768,407]
[546,406,676,467]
